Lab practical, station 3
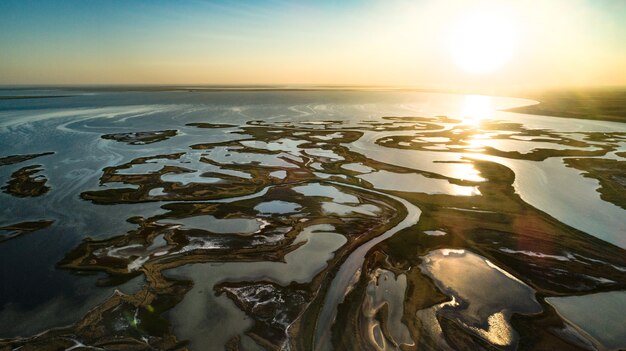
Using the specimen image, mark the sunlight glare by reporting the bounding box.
[447,162,486,183]
[460,95,494,125]
[448,11,517,74]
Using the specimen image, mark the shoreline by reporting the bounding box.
[1,85,625,124]
[503,88,626,123]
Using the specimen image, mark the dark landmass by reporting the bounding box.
[505,88,626,123]
[2,165,50,197]
[0,220,54,243]
[0,152,54,166]
[101,130,178,145]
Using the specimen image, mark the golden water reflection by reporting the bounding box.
[447,162,485,182]
[460,95,494,125]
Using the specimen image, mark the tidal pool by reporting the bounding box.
[359,170,481,196]
[419,249,542,348]
[363,269,414,349]
[340,162,374,173]
[254,200,301,214]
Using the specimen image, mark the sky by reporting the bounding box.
[1,0,625,88]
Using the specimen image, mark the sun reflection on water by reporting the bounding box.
[460,95,494,125]
[448,162,485,182]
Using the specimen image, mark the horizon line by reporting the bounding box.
[1,83,625,93]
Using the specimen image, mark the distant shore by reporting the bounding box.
[1,85,624,123]
[503,88,626,123]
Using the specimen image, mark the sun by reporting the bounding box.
[448,11,517,74]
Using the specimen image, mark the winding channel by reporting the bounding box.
[312,181,422,351]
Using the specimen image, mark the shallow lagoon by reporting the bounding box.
[0,89,624,350]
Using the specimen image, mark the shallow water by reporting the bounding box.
[165,224,347,350]
[419,249,542,349]
[359,170,481,196]
[159,215,264,235]
[0,89,624,350]
[547,291,626,350]
[254,200,301,214]
[363,269,413,349]
[470,154,626,247]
